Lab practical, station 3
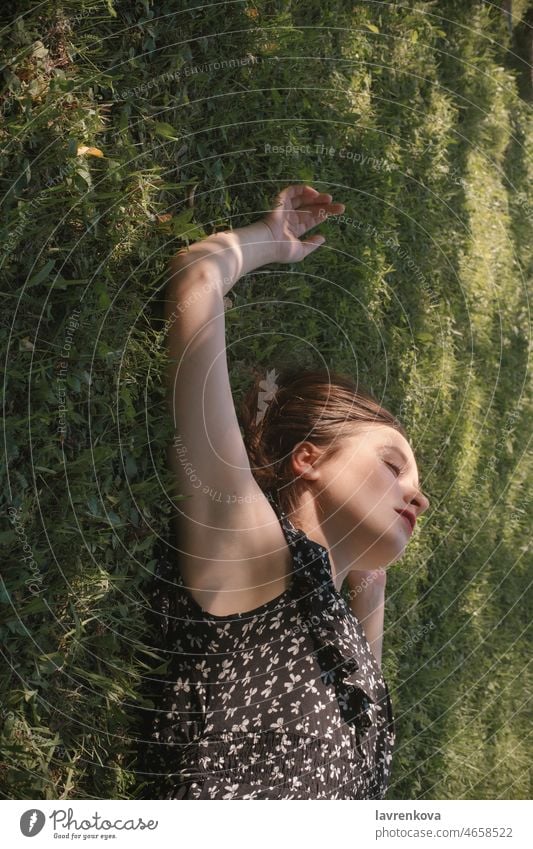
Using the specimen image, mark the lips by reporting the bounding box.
[395,509,416,532]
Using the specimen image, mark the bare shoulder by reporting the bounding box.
[172,480,294,616]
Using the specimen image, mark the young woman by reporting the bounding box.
[140,184,430,800]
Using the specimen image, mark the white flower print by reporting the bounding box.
[243,687,258,707]
[266,652,279,671]
[222,784,240,799]
[241,621,256,637]
[148,498,395,800]
[288,636,305,656]
[304,679,319,696]
[194,659,209,678]
[283,672,302,693]
[172,677,190,694]
[217,658,234,681]
[279,738,291,754]
[260,675,278,698]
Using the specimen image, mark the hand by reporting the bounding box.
[260,184,345,264]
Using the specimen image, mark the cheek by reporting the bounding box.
[359,464,392,495]
[344,466,392,512]
[350,468,401,528]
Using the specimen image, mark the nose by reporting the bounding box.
[407,488,430,516]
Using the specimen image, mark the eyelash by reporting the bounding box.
[384,461,401,476]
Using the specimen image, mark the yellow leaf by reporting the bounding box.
[365,23,380,34]
[76,146,104,158]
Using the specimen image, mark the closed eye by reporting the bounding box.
[384,460,401,476]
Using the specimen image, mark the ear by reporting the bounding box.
[290,440,323,481]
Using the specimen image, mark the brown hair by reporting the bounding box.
[238,366,408,517]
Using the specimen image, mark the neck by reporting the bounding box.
[290,492,380,590]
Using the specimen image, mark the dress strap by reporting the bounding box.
[264,489,291,523]
[264,490,301,544]
[264,489,331,569]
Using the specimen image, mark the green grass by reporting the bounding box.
[1,0,531,799]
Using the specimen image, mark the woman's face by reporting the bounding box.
[294,424,430,569]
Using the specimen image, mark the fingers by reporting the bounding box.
[301,233,326,254]
[295,201,345,236]
[272,186,347,238]
[275,184,335,210]
[299,201,345,218]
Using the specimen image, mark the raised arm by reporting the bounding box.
[165,186,345,510]
[164,185,345,611]
[164,219,276,526]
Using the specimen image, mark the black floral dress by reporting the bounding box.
[138,491,395,799]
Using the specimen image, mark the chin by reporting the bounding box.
[377,533,409,566]
[354,522,409,567]
[360,540,404,571]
